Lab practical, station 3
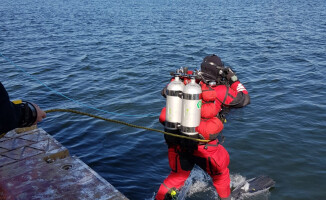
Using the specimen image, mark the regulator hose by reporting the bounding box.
[45,109,211,143]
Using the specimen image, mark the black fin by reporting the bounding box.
[231,175,275,200]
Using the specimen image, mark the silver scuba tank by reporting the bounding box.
[181,77,202,136]
[165,75,185,130]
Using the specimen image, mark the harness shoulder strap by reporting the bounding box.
[217,86,236,105]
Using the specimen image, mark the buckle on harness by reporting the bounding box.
[164,188,178,200]
[204,139,221,149]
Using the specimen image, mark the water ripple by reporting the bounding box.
[1,0,326,199]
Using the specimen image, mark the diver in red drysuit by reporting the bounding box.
[156,55,250,200]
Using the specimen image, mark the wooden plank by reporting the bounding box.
[0,128,128,200]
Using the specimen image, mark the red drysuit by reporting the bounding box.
[156,78,249,200]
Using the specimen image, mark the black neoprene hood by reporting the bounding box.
[200,54,224,81]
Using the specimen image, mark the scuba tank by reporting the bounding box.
[180,76,202,136]
[165,74,185,130]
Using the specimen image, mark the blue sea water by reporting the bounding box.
[1,0,326,199]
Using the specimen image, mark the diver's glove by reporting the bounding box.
[226,67,238,85]
[20,101,38,127]
[12,100,38,127]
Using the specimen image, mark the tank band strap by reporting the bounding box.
[183,93,200,100]
[166,89,183,98]
[180,126,198,135]
[165,122,179,130]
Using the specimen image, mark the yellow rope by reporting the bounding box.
[45,108,211,143]
[0,132,6,139]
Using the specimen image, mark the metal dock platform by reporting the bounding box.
[0,126,128,200]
